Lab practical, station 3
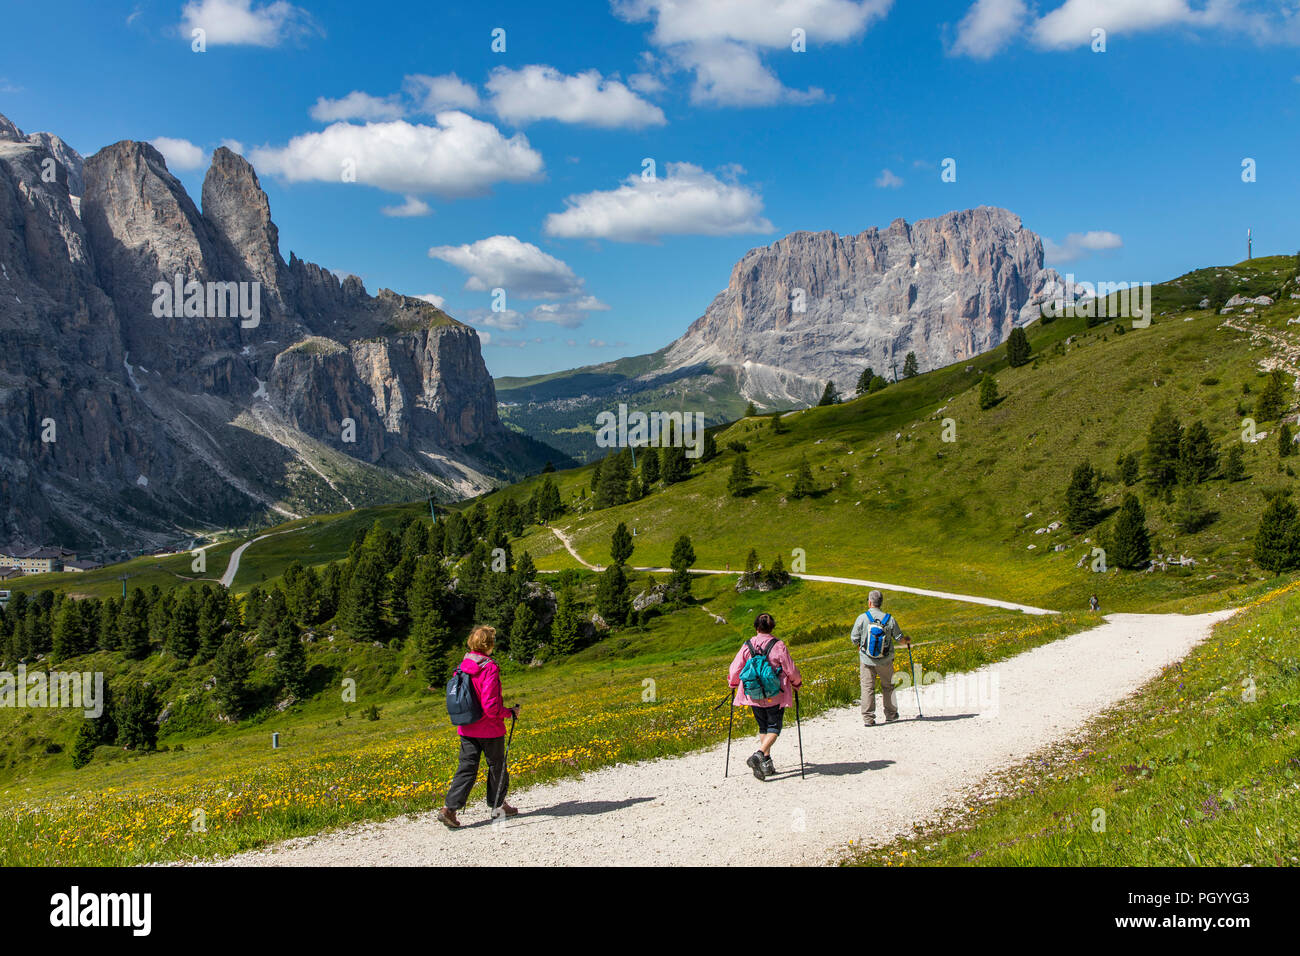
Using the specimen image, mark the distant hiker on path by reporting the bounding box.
[438,625,520,829]
[851,590,910,726]
[728,613,803,781]
[1089,594,1100,613]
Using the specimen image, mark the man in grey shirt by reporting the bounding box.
[850,590,910,726]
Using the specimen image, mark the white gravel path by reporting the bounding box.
[547,527,1058,615]
[210,609,1232,867]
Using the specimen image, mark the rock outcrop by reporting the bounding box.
[0,113,556,552]
[662,206,1058,405]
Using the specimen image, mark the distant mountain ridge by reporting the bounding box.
[0,112,561,552]
[496,207,1057,460]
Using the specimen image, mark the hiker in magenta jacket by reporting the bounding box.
[438,625,519,829]
[728,613,802,781]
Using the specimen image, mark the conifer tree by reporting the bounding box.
[1065,462,1102,532]
[212,634,252,718]
[167,588,200,659]
[1111,494,1152,569]
[342,552,386,643]
[508,601,540,665]
[790,456,816,499]
[272,618,308,698]
[549,587,583,656]
[1178,420,1218,483]
[640,447,660,486]
[412,608,451,685]
[596,564,631,626]
[610,522,634,567]
[1006,327,1032,367]
[978,373,999,410]
[818,381,840,406]
[1223,442,1246,482]
[1145,403,1184,492]
[1254,496,1300,574]
[1255,369,1290,421]
[118,589,150,660]
[903,352,919,378]
[668,535,696,599]
[728,454,753,497]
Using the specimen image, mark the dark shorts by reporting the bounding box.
[750,704,784,735]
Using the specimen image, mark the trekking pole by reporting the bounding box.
[794,688,805,780]
[494,710,518,814]
[906,642,923,719]
[724,687,735,778]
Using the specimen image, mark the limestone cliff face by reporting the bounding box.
[663,206,1057,405]
[0,114,550,551]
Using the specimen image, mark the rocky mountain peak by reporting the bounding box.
[1,119,557,550]
[663,205,1056,406]
[0,112,23,142]
[202,146,284,295]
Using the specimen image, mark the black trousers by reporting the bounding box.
[445,735,509,810]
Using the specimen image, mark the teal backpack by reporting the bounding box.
[739,639,783,700]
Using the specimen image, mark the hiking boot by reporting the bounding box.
[762,755,776,776]
[885,715,900,723]
[436,807,461,829]
[746,751,768,781]
[491,802,520,819]
[863,719,877,727]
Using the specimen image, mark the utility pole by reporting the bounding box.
[1247,228,1252,260]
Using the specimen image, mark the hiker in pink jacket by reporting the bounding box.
[728,613,802,781]
[438,625,520,829]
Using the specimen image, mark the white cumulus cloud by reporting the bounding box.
[530,296,612,328]
[1031,0,1194,49]
[543,162,772,243]
[950,0,1030,59]
[309,91,404,122]
[413,293,446,308]
[952,0,1300,56]
[381,196,432,217]
[179,0,318,47]
[615,0,892,105]
[1044,230,1123,265]
[428,235,584,299]
[486,65,666,128]
[404,73,482,113]
[151,136,205,170]
[875,168,903,188]
[248,113,543,198]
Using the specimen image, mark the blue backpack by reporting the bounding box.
[445,663,484,726]
[739,639,783,700]
[862,610,893,658]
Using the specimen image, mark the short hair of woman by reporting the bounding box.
[468,625,497,654]
[754,612,776,634]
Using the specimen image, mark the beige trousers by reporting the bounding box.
[860,655,897,723]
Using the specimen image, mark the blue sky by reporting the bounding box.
[3,0,1300,377]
